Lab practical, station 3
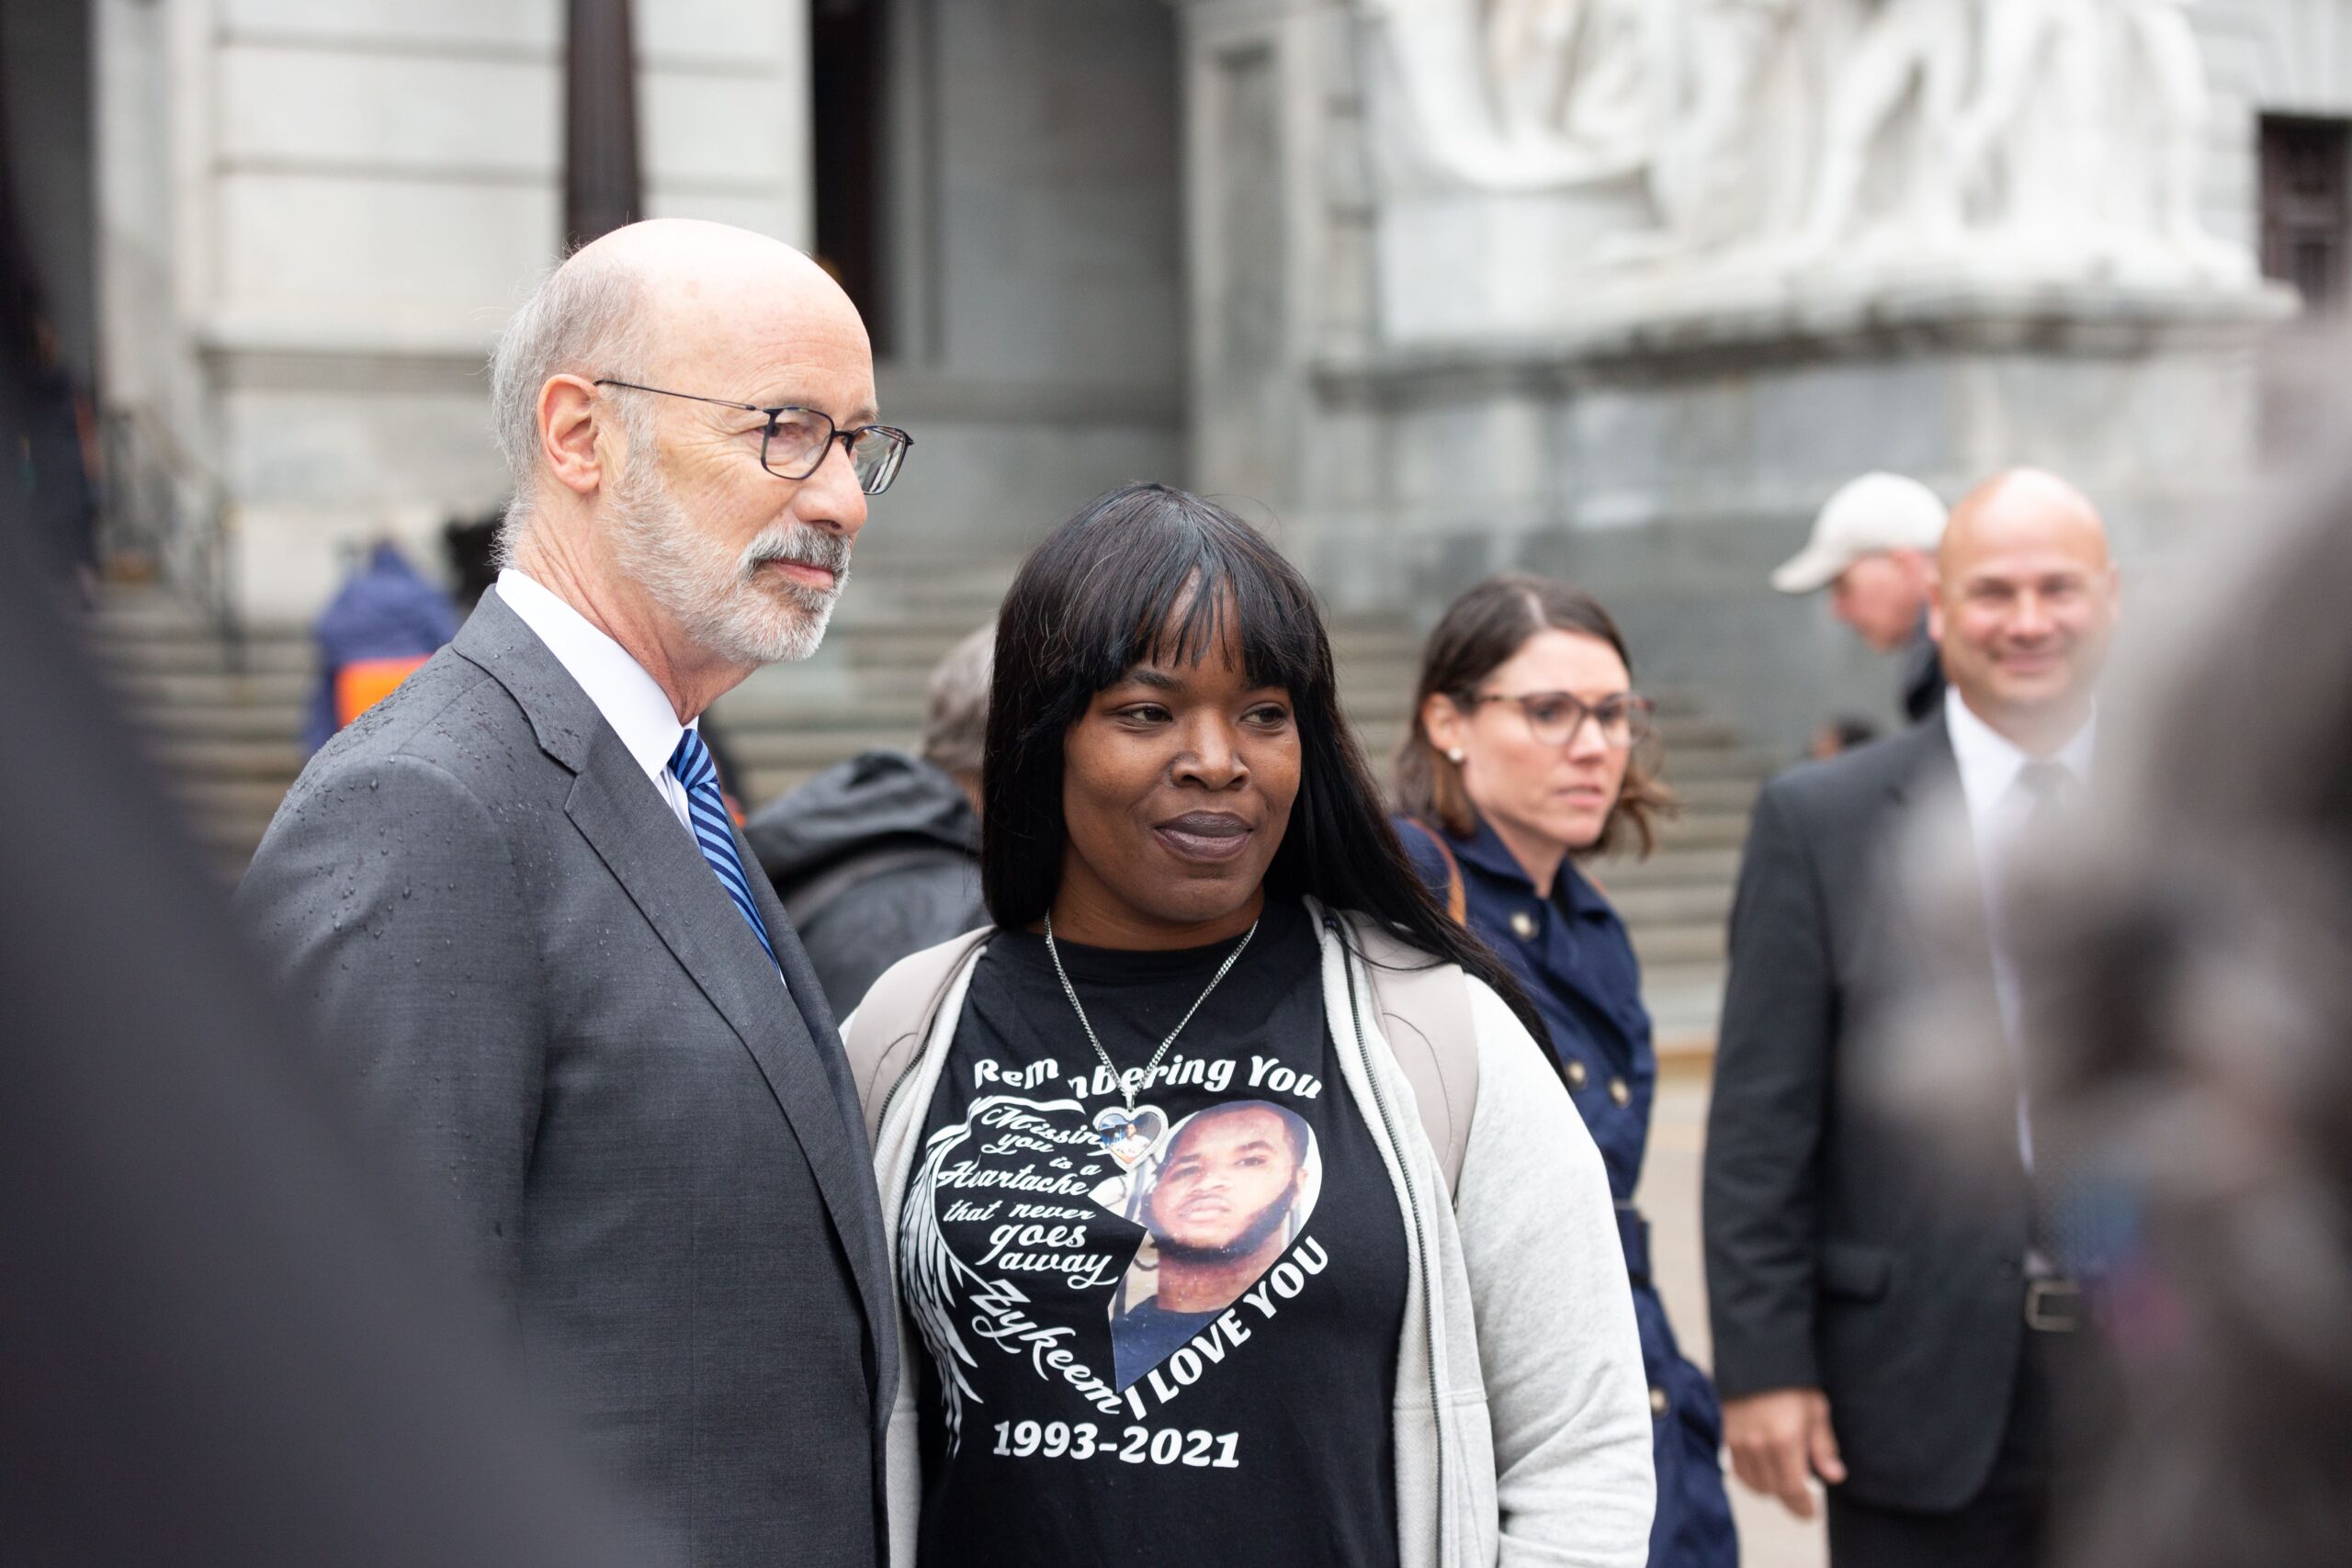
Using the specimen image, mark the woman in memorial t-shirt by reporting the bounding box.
[842,483,1655,1568]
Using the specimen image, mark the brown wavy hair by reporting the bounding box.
[1393,573,1674,859]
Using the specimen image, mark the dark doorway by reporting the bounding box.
[810,0,890,355]
[2259,115,2351,311]
[564,0,643,250]
[0,0,97,583]
[2258,116,2352,460]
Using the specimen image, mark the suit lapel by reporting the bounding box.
[563,757,895,1345]
[742,847,867,1146]
[454,591,895,1359]
[1886,713,1962,816]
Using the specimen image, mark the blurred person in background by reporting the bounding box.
[1705,468,2121,1566]
[303,539,460,753]
[1394,573,1736,1568]
[1812,714,1882,761]
[236,219,912,1568]
[1969,472,2352,1568]
[747,620,992,1010]
[1773,471,1949,724]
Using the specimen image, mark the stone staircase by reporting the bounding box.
[87,568,1779,1049]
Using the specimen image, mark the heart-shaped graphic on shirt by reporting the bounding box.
[1092,1100,1324,1393]
[1092,1102,1169,1170]
[905,1091,1326,1438]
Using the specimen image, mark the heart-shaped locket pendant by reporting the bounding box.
[1092,1103,1169,1171]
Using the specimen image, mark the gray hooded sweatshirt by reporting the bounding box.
[743,750,985,1013]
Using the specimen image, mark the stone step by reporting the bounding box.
[141,737,309,780]
[94,635,316,677]
[102,669,318,708]
[1589,847,1743,888]
[1661,777,1760,812]
[1630,923,1729,968]
[1642,966,1725,1053]
[1609,881,1737,926]
[164,776,306,822]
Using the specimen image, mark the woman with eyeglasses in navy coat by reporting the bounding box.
[1395,574,1737,1568]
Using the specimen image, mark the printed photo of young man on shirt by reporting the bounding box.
[1110,1100,1319,1388]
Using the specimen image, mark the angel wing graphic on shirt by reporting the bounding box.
[901,1115,989,1453]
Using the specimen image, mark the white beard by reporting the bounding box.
[608,456,849,667]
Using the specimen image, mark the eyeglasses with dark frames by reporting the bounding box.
[1462,689,1657,750]
[593,378,912,494]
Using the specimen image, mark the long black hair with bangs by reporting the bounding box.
[982,482,1545,1043]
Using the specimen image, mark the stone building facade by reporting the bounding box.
[1170,0,2350,739]
[61,0,1185,620]
[11,0,2352,739]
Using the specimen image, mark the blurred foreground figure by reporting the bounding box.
[1989,478,2352,1568]
[1774,472,1949,723]
[1707,469,2121,1565]
[237,219,912,1568]
[747,621,991,1011]
[0,524,642,1567]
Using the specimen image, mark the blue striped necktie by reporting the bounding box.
[669,728,776,965]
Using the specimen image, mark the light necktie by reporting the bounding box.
[2006,760,2096,1274]
[669,728,776,965]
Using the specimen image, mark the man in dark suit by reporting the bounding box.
[1705,468,2120,1564]
[238,220,913,1568]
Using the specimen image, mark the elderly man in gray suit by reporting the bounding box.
[237,219,913,1568]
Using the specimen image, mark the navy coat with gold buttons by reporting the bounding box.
[1399,814,1738,1568]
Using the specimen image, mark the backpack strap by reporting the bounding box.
[842,928,992,1145]
[1350,919,1481,1201]
[1396,817,1468,925]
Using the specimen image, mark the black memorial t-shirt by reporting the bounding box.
[901,897,1408,1568]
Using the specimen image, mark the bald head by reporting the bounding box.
[1939,469,2110,581]
[1931,469,2120,752]
[487,219,887,716]
[565,220,867,390]
[492,220,868,515]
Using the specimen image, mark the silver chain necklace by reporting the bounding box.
[1043,910,1260,1113]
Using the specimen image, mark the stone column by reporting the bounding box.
[1170,0,1371,518]
[565,0,640,248]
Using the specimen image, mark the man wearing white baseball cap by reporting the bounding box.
[1774,471,1950,724]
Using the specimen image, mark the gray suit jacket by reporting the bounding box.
[1702,716,2031,1513]
[238,590,895,1568]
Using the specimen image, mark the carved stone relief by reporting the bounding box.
[1368,0,2256,289]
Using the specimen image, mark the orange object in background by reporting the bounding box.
[334,656,431,728]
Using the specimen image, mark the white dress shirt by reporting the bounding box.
[1944,684,2095,1173]
[496,567,696,831]
[1943,684,2096,863]
[497,570,786,996]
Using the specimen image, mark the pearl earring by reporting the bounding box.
[1446,748,1466,765]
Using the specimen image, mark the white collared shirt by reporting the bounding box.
[1944,684,2095,1175]
[496,567,695,832]
[1943,684,2097,861]
[496,570,786,993]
